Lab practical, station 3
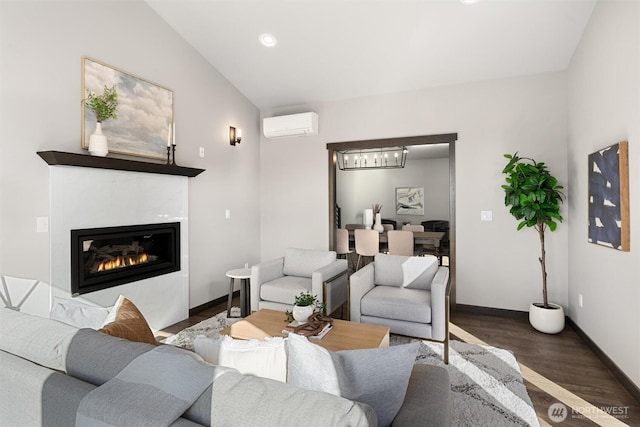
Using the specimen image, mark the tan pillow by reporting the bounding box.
[99,296,157,345]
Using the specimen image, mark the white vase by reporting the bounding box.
[88,122,109,157]
[373,213,384,233]
[292,305,314,324]
[363,208,373,230]
[529,302,565,334]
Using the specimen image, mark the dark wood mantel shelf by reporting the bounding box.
[37,151,205,178]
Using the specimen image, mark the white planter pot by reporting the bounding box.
[292,305,314,324]
[88,122,109,157]
[529,302,565,334]
[373,213,384,233]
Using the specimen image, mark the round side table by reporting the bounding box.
[225,268,251,318]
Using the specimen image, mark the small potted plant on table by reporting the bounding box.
[287,292,326,324]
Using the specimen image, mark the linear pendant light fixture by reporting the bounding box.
[337,146,408,170]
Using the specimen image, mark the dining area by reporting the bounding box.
[335,224,447,271]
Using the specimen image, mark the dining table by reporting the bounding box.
[347,229,445,256]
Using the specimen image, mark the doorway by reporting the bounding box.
[326,133,457,305]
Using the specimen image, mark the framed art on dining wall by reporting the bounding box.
[82,57,173,160]
[396,187,424,215]
[588,141,630,251]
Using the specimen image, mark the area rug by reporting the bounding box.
[162,312,539,427]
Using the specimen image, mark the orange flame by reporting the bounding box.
[97,253,149,272]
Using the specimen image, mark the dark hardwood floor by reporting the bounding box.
[450,310,638,426]
[161,297,237,335]
[161,300,639,426]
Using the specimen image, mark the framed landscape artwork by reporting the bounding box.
[396,187,424,215]
[587,141,630,251]
[82,57,173,160]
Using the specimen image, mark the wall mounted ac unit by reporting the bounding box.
[263,112,319,139]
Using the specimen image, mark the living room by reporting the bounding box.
[0,0,638,425]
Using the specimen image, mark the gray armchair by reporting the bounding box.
[250,248,349,317]
[350,253,450,363]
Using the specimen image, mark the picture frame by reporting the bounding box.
[82,57,173,160]
[396,187,424,215]
[588,141,630,251]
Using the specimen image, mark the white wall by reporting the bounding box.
[567,0,640,387]
[260,72,569,312]
[0,1,261,312]
[337,157,450,227]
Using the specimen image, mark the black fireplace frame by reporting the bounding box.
[71,222,180,296]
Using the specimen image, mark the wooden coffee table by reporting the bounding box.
[219,309,390,352]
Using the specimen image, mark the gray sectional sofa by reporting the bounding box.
[0,308,451,426]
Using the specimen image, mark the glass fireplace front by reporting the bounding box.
[70,222,180,295]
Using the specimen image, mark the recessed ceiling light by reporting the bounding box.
[259,33,278,47]
[460,0,479,4]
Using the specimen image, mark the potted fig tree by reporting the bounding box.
[502,153,565,334]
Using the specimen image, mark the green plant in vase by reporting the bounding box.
[285,292,326,323]
[84,85,119,123]
[83,85,118,157]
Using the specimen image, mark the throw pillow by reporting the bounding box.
[374,253,407,287]
[401,255,439,290]
[287,333,419,427]
[193,335,224,365]
[217,335,287,382]
[98,295,157,345]
[49,296,111,329]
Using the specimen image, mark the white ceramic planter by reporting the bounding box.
[373,213,384,233]
[529,302,565,334]
[88,122,109,157]
[292,305,314,323]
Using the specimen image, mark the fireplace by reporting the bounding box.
[71,222,180,296]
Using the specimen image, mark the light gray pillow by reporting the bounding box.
[49,296,111,329]
[287,333,419,427]
[374,253,439,289]
[1,307,79,372]
[402,255,439,290]
[374,253,407,287]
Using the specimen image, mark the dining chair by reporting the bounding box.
[420,239,440,262]
[402,224,426,256]
[335,228,354,271]
[344,224,365,230]
[354,229,379,270]
[387,230,414,256]
[382,224,394,231]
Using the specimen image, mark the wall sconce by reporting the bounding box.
[229,126,242,146]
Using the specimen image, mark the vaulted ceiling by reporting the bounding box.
[147,0,596,110]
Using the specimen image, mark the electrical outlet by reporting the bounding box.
[480,210,493,221]
[225,209,231,219]
[578,294,583,308]
[199,147,205,157]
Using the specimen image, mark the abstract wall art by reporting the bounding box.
[588,141,630,251]
[396,187,424,215]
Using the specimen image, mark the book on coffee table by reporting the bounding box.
[282,320,333,340]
